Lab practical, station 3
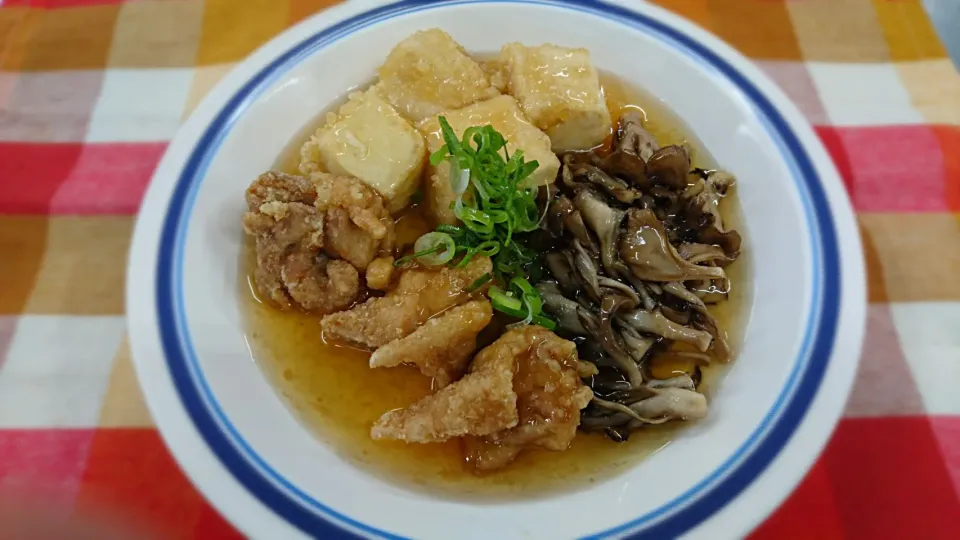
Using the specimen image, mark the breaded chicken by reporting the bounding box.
[324,207,379,269]
[369,300,493,387]
[281,250,360,313]
[371,324,519,443]
[371,326,592,457]
[465,327,593,471]
[242,170,397,312]
[242,175,360,312]
[321,256,492,349]
[365,256,395,291]
[245,170,316,210]
[312,171,395,268]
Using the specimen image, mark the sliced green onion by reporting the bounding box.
[429,147,449,166]
[455,206,495,235]
[491,299,557,331]
[510,276,543,317]
[475,240,500,257]
[486,209,509,224]
[413,232,456,266]
[393,244,442,267]
[437,117,463,160]
[435,224,462,235]
[489,286,522,312]
[454,246,481,268]
[465,273,492,293]
[426,116,552,322]
[450,164,470,195]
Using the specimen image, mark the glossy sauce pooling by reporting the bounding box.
[241,72,747,498]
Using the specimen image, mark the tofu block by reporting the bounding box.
[501,43,612,152]
[299,87,425,213]
[376,29,500,123]
[417,95,560,226]
[480,58,509,93]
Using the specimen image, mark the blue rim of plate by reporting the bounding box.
[154,0,841,538]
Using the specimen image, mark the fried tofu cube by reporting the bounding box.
[501,43,612,152]
[299,88,425,213]
[417,96,561,225]
[376,29,500,123]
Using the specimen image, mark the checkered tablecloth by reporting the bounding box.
[0,0,958,538]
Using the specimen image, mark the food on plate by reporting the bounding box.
[462,326,595,471]
[500,43,612,152]
[417,95,560,225]
[240,29,745,481]
[243,171,351,312]
[299,87,426,213]
[368,299,493,387]
[320,255,492,349]
[376,29,501,122]
[372,326,593,472]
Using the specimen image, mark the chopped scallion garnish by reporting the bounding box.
[403,117,557,330]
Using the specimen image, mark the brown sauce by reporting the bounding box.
[240,72,749,499]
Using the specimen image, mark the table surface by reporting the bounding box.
[1,0,958,538]
[925,0,960,67]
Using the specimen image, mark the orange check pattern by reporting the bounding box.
[0,0,958,538]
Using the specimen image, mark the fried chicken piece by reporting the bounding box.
[321,256,492,349]
[245,170,316,210]
[242,170,401,312]
[464,327,593,471]
[243,198,330,308]
[324,207,379,269]
[312,171,396,260]
[370,326,591,455]
[369,300,493,387]
[365,256,395,291]
[371,324,518,443]
[282,250,360,313]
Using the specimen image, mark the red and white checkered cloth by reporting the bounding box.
[0,0,958,538]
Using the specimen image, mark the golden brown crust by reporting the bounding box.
[370,326,592,455]
[324,207,378,269]
[321,256,492,349]
[241,171,399,312]
[245,171,316,210]
[311,172,396,267]
[282,252,360,313]
[369,300,493,387]
[465,326,593,471]
[371,325,519,443]
[365,256,395,291]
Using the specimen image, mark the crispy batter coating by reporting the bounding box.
[242,171,398,312]
[365,256,395,291]
[371,326,518,443]
[369,300,492,387]
[242,187,356,311]
[324,206,379,269]
[281,250,360,313]
[312,172,395,267]
[370,326,591,459]
[245,170,316,210]
[320,256,492,349]
[465,327,593,471]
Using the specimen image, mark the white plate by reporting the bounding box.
[126,0,866,538]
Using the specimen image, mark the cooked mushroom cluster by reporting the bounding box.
[537,111,742,442]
